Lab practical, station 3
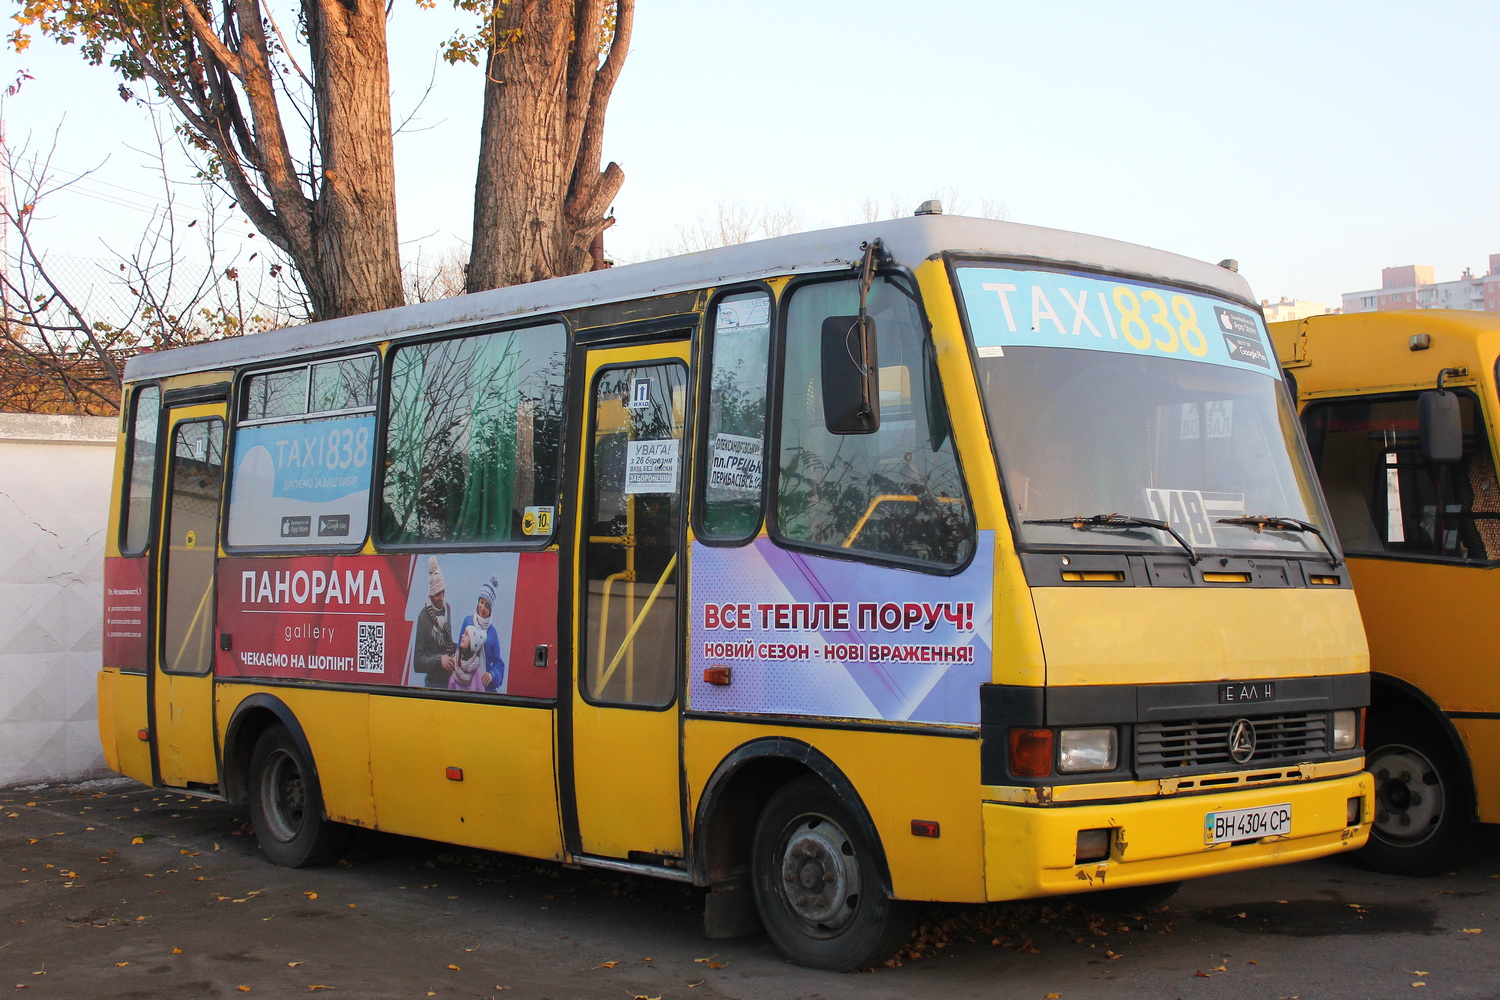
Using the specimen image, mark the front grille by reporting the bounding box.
[1136,712,1328,775]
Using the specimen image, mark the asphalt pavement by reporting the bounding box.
[2,777,1498,999]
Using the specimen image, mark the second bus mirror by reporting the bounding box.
[1418,390,1463,465]
[821,315,880,434]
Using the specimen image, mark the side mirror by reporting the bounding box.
[1418,390,1463,464]
[820,315,880,434]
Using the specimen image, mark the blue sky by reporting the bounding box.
[5,0,1499,307]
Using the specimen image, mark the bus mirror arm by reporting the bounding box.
[819,240,892,435]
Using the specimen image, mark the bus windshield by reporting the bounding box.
[956,264,1332,559]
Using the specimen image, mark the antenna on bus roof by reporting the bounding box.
[915,200,943,216]
[1218,259,1239,272]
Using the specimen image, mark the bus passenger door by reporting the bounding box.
[151,404,226,789]
[567,343,689,865]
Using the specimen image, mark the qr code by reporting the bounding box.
[357,621,385,673]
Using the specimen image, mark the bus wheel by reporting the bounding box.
[1362,712,1474,876]
[248,725,349,868]
[750,777,912,971]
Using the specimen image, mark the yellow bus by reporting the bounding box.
[1271,310,1500,875]
[100,212,1371,970]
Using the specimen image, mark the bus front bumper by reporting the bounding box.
[982,771,1374,901]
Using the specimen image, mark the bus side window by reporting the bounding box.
[122,384,162,555]
[699,290,771,542]
[774,276,974,567]
[1307,392,1499,561]
[380,324,567,545]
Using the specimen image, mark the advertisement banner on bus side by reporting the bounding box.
[688,535,994,725]
[954,266,1274,376]
[103,556,150,671]
[215,550,557,699]
[226,414,376,547]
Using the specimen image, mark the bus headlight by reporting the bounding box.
[1332,710,1360,751]
[1058,727,1118,773]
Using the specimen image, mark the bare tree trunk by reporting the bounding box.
[305,0,405,317]
[467,0,632,292]
[111,0,404,320]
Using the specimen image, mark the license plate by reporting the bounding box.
[1204,803,1291,844]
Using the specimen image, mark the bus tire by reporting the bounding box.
[248,724,349,868]
[750,776,912,971]
[1362,711,1475,876]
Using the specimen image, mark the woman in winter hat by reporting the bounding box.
[454,575,505,693]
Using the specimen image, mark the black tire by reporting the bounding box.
[1361,711,1475,876]
[248,724,349,868]
[750,776,912,971]
[1076,880,1182,914]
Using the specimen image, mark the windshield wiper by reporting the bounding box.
[1024,513,1200,564]
[1216,514,1343,567]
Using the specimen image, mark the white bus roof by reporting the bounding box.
[123,214,1254,382]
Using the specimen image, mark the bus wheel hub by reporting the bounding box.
[1373,748,1443,842]
[780,822,857,929]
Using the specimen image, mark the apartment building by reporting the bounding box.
[1342,255,1500,314]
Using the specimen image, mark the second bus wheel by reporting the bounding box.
[248,724,350,868]
[750,776,912,971]
[1362,711,1475,876]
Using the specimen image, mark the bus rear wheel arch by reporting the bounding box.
[1362,709,1475,876]
[247,724,350,868]
[750,775,912,971]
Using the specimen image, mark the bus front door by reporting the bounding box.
[568,344,689,865]
[151,404,226,789]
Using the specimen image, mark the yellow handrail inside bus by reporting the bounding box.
[842,494,965,548]
[597,553,677,695]
[167,561,216,673]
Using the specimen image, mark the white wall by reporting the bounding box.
[0,413,118,787]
